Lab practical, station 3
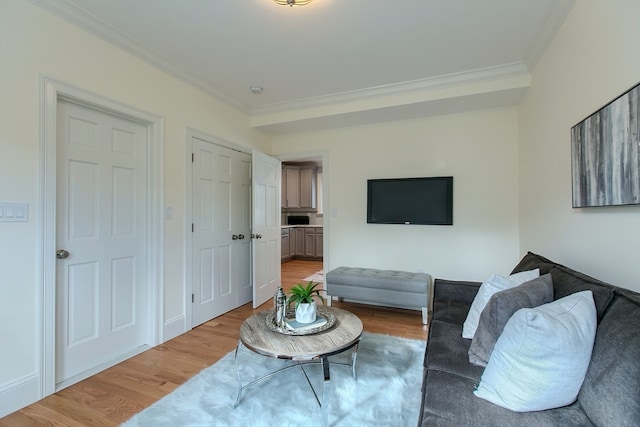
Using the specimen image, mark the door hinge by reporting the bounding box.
[192,293,195,303]
[192,223,194,232]
[192,153,195,163]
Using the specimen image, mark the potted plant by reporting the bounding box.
[287,281,326,324]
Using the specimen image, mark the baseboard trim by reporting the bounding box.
[0,373,40,418]
[163,314,186,342]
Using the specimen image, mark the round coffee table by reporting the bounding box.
[234,306,363,427]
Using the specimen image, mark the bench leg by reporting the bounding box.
[421,307,428,325]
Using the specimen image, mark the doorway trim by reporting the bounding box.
[39,77,164,397]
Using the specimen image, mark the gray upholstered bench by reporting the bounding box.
[326,266,431,324]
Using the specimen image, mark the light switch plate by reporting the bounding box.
[0,202,29,222]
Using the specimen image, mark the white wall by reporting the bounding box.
[518,0,640,291]
[272,107,522,281]
[0,1,269,415]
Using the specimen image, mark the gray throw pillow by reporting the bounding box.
[468,273,554,367]
[548,266,614,322]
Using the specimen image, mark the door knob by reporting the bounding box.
[56,249,70,259]
[256,234,262,239]
[232,234,239,240]
[238,234,245,240]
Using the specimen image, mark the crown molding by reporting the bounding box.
[251,63,530,116]
[29,0,248,112]
[30,0,541,130]
[250,63,531,131]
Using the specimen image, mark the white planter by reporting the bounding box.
[295,302,317,324]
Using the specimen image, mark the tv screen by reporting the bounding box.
[367,177,453,225]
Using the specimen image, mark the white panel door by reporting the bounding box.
[192,138,251,327]
[56,100,148,384]
[252,150,281,308]
[235,157,253,308]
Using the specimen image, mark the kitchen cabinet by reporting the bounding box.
[283,166,300,208]
[315,227,323,257]
[281,228,291,262]
[289,227,296,257]
[304,228,315,258]
[281,226,323,262]
[293,227,305,256]
[282,165,316,209]
[299,168,316,209]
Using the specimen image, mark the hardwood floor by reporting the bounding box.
[1,260,428,426]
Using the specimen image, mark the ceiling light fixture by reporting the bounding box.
[273,0,313,7]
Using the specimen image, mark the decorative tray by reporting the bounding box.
[265,307,336,336]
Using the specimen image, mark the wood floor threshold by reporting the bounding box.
[1,260,428,426]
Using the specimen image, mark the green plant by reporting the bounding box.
[287,281,326,308]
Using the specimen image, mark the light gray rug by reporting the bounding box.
[303,270,324,283]
[122,332,425,427]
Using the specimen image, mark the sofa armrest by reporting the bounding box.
[433,279,481,305]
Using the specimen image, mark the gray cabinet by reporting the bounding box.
[299,167,317,209]
[283,166,300,208]
[293,227,305,256]
[304,228,316,258]
[289,228,296,258]
[281,228,291,262]
[282,165,316,209]
[303,227,324,258]
[280,226,323,262]
[315,228,323,257]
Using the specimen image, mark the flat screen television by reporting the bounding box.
[367,176,453,225]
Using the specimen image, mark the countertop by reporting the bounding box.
[281,225,322,229]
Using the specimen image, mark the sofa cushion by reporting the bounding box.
[432,299,472,325]
[431,279,480,325]
[419,370,595,427]
[510,252,615,321]
[433,279,481,305]
[424,320,484,382]
[474,291,597,412]
[468,274,553,367]
[548,267,614,321]
[578,293,640,426]
[462,269,540,339]
[510,251,559,275]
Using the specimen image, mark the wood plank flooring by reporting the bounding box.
[1,260,428,426]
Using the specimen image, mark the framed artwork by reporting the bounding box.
[571,83,639,208]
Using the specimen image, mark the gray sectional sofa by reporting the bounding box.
[419,252,640,426]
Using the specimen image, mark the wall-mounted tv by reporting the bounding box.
[367,176,453,225]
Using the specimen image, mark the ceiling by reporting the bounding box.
[34,0,575,134]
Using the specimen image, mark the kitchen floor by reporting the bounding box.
[281,259,323,292]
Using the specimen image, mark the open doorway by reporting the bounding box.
[277,152,327,290]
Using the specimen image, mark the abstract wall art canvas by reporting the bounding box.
[571,83,640,208]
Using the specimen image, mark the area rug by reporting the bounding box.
[303,270,324,283]
[122,332,425,427]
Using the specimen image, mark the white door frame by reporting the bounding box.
[39,77,164,396]
[184,128,252,329]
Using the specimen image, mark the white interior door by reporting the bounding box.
[252,150,281,308]
[56,100,148,385]
[192,138,252,327]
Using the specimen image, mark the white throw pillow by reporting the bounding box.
[462,269,539,339]
[474,290,597,412]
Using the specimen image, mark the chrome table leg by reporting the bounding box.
[321,356,331,427]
